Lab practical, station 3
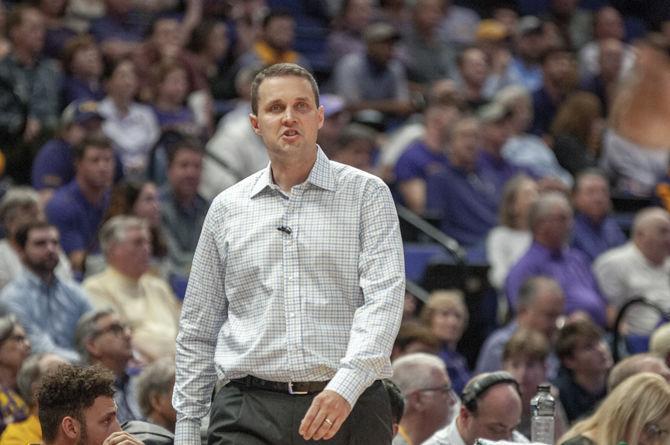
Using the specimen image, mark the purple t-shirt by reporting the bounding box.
[45,180,110,255]
[31,139,75,190]
[394,139,450,183]
[505,241,607,326]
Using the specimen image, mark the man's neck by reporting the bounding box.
[400,415,439,445]
[455,415,474,445]
[95,357,127,378]
[76,177,107,204]
[270,153,316,193]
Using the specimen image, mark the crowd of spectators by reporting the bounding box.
[0,0,670,443]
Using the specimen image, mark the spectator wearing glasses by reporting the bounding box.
[0,315,31,435]
[559,372,670,445]
[391,353,457,445]
[75,308,142,424]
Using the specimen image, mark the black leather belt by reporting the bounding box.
[230,375,329,395]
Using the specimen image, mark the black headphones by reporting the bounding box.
[461,371,521,413]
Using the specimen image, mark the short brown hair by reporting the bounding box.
[37,364,115,442]
[394,321,440,352]
[503,328,550,363]
[73,131,113,161]
[555,319,604,361]
[250,63,319,115]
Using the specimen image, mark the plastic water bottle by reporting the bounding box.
[530,384,555,444]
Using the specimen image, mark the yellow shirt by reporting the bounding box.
[83,267,181,360]
[0,414,41,445]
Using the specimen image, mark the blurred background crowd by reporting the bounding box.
[1,0,670,443]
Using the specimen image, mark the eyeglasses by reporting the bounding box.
[92,322,129,339]
[416,384,456,399]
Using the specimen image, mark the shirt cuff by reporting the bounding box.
[325,367,375,408]
[175,419,202,445]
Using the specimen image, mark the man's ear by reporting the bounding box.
[62,416,80,439]
[249,113,261,135]
[85,337,101,360]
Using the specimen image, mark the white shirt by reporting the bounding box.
[98,97,160,176]
[486,226,532,290]
[593,242,670,334]
[173,147,405,443]
[423,418,530,445]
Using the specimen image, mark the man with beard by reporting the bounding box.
[37,364,143,445]
[0,221,92,362]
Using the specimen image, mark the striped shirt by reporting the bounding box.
[174,147,405,443]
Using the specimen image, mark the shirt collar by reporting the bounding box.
[250,146,336,198]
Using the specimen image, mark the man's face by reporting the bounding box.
[367,39,396,65]
[77,146,115,191]
[250,75,324,162]
[536,203,573,249]
[637,214,670,264]
[168,148,203,200]
[543,51,576,85]
[460,49,489,87]
[565,337,612,376]
[264,16,295,52]
[412,368,456,431]
[448,119,480,169]
[524,288,565,338]
[109,226,151,275]
[503,356,546,403]
[461,385,522,445]
[152,18,181,49]
[22,227,60,275]
[573,174,610,222]
[78,396,122,445]
[88,313,133,365]
[11,8,45,55]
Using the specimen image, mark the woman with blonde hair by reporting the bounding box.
[420,290,470,394]
[559,372,670,445]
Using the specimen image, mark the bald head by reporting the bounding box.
[458,376,522,445]
[608,353,670,391]
[632,208,670,265]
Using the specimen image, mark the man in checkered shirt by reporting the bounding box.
[173,63,405,444]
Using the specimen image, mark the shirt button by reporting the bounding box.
[288,276,294,281]
[289,312,295,317]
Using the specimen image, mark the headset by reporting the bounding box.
[461,371,521,413]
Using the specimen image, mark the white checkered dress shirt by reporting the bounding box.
[173,147,405,443]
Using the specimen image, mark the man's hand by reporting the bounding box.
[102,431,144,445]
[299,390,352,441]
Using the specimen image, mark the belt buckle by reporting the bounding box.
[288,381,308,395]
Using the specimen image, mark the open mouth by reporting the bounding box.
[282,129,299,137]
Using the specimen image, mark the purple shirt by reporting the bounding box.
[571,212,627,262]
[477,150,525,201]
[62,76,105,106]
[394,139,450,183]
[45,180,110,255]
[426,163,498,247]
[505,241,607,326]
